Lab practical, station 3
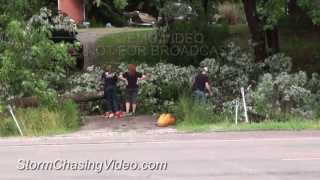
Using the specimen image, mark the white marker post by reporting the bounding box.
[7,105,24,136]
[240,87,249,123]
[235,100,239,125]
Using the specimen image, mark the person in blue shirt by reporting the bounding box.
[192,67,213,103]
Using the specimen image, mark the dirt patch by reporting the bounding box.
[75,115,177,137]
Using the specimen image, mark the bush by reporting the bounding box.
[118,63,196,113]
[251,72,312,118]
[0,100,80,137]
[200,42,258,99]
[66,63,196,114]
[0,117,18,137]
[58,100,81,129]
[264,53,292,74]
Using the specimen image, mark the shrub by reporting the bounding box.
[67,66,104,95]
[119,63,196,113]
[0,117,18,137]
[251,72,315,119]
[200,42,258,101]
[58,100,81,129]
[263,53,292,74]
[66,63,195,114]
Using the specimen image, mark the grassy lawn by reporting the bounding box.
[176,119,320,133]
[96,28,155,66]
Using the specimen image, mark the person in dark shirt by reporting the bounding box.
[192,67,213,103]
[101,66,123,118]
[120,64,146,116]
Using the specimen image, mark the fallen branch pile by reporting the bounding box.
[9,92,104,108]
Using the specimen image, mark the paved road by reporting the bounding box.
[0,131,320,180]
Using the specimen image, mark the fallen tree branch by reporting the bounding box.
[9,92,104,108]
[9,96,39,108]
[61,92,104,103]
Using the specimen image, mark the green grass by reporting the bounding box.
[96,28,156,66]
[0,100,81,137]
[174,96,320,132]
[176,119,320,133]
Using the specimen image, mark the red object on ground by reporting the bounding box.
[58,0,85,24]
[104,112,111,118]
[115,112,125,119]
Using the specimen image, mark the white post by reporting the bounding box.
[7,105,24,136]
[241,87,249,123]
[235,100,239,125]
[83,0,86,22]
[58,0,60,11]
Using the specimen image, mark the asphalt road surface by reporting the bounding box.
[0,131,320,180]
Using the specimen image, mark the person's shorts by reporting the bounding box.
[192,90,207,104]
[126,88,138,103]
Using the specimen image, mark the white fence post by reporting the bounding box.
[235,100,239,125]
[7,105,24,136]
[241,87,249,123]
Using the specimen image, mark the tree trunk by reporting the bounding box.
[242,0,267,62]
[266,26,279,53]
[9,92,104,108]
[202,0,209,17]
[288,0,300,16]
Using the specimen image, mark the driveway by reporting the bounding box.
[1,131,320,180]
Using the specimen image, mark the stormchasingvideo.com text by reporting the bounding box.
[17,159,168,173]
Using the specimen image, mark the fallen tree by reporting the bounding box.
[9,92,104,108]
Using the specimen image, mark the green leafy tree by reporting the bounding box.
[94,0,128,10]
[113,0,129,10]
[0,0,56,21]
[296,0,320,24]
[84,0,128,26]
[0,6,75,105]
[241,0,320,62]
